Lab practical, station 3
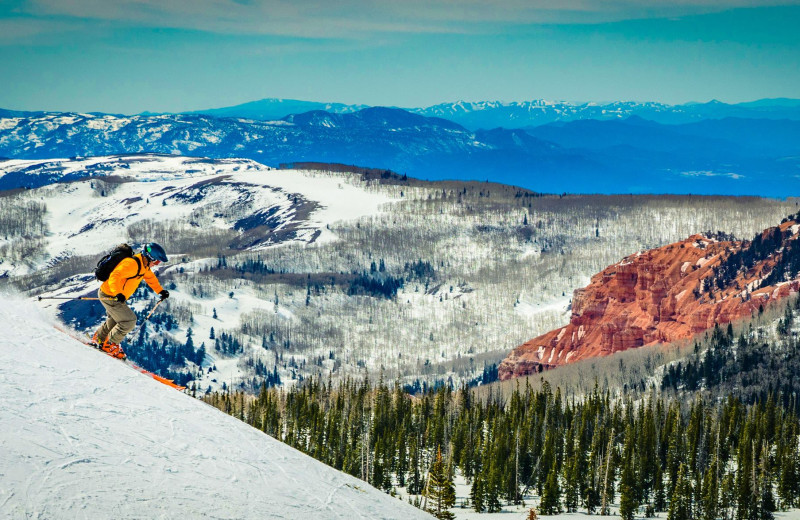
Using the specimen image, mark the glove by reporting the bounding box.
[159,290,170,300]
[115,293,126,303]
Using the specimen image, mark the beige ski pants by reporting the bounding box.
[95,289,137,344]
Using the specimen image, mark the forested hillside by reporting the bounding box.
[179,185,798,390]
[2,158,797,392]
[207,294,800,518]
[662,296,800,403]
[500,213,800,381]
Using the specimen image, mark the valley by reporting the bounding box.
[2,155,796,395]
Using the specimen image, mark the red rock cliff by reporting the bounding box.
[498,219,800,381]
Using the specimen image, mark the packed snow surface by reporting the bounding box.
[0,295,430,519]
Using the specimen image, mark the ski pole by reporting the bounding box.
[37,296,117,302]
[132,297,165,338]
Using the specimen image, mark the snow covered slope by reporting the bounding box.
[0,155,394,276]
[0,154,261,190]
[0,295,431,519]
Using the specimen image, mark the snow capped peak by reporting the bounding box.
[0,295,428,519]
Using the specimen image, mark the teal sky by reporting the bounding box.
[1,1,799,113]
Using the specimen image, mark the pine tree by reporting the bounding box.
[757,444,776,520]
[539,459,561,515]
[619,423,639,520]
[423,448,456,520]
[564,454,581,513]
[185,327,194,351]
[699,457,719,520]
[563,425,581,513]
[408,437,424,495]
[735,423,755,520]
[638,397,659,503]
[668,463,693,520]
[619,466,638,519]
[470,474,485,513]
[720,472,736,520]
[583,484,600,515]
[653,465,667,512]
[484,461,503,513]
[600,426,615,516]
[666,405,685,500]
[778,419,799,509]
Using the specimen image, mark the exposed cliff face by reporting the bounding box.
[498,218,800,381]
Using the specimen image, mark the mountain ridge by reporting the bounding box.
[498,215,800,380]
[183,97,369,121]
[8,96,800,128]
[2,108,799,196]
[182,97,800,129]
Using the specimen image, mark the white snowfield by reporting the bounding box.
[0,155,394,276]
[0,296,431,520]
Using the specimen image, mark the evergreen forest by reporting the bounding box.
[203,295,800,519]
[206,376,800,519]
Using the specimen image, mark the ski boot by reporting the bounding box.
[101,339,127,360]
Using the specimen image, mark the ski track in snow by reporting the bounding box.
[0,295,430,520]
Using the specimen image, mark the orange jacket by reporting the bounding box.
[101,253,164,299]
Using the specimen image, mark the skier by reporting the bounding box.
[92,243,170,359]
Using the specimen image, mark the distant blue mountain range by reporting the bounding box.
[184,97,800,129]
[1,103,798,197]
[182,98,368,121]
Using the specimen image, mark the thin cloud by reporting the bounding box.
[14,0,800,38]
[0,17,84,45]
[17,0,460,37]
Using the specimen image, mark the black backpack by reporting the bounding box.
[94,243,141,282]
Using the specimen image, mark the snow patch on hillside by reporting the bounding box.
[0,294,429,519]
[0,156,396,276]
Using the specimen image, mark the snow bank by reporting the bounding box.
[0,295,429,519]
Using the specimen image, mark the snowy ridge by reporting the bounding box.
[185,97,800,129]
[0,154,262,189]
[0,155,394,277]
[0,295,430,519]
[411,98,800,128]
[413,99,679,128]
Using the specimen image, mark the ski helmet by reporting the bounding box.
[142,242,168,263]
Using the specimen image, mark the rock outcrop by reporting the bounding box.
[498,217,800,381]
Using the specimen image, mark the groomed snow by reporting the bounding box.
[0,295,430,520]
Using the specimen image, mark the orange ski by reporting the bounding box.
[53,325,186,391]
[88,336,187,391]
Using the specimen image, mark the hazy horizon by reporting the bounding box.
[1,1,799,114]
[4,95,800,117]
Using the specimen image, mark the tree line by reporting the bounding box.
[206,371,800,519]
[705,212,800,296]
[662,297,800,408]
